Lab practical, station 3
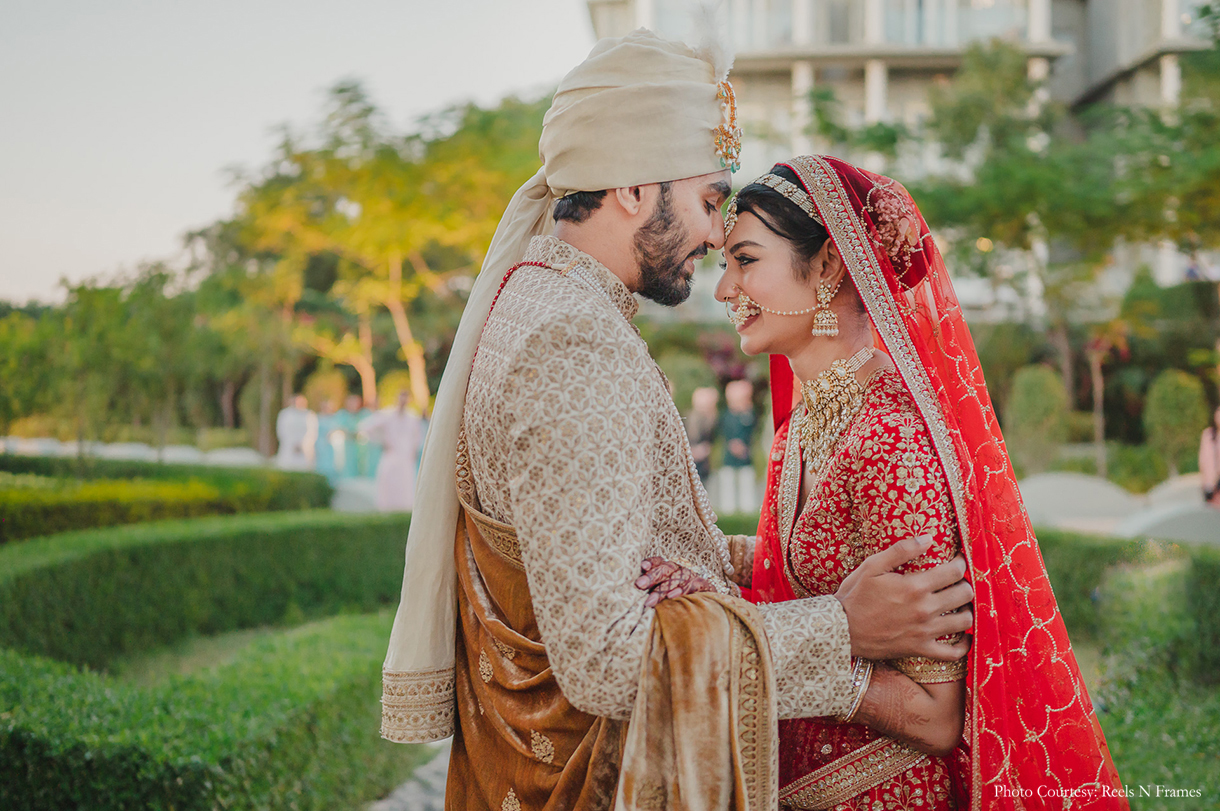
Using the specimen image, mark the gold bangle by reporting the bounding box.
[835,658,874,724]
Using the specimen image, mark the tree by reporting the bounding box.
[1144,369,1209,475]
[1084,319,1131,477]
[237,82,548,411]
[1005,365,1069,475]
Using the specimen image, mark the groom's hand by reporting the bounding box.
[834,535,973,661]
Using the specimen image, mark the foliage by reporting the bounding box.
[0,455,332,543]
[302,365,351,411]
[1033,530,1147,640]
[656,350,719,413]
[1004,365,1069,474]
[1093,556,1220,807]
[0,84,550,454]
[1049,442,1173,494]
[1143,370,1209,474]
[0,613,430,811]
[1186,545,1220,685]
[0,511,408,670]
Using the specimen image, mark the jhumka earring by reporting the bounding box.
[810,279,846,338]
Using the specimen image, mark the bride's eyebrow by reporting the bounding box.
[728,240,763,254]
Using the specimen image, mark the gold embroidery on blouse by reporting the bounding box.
[501,788,521,811]
[492,638,518,661]
[779,737,927,810]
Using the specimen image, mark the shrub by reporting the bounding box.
[0,511,420,809]
[0,455,332,543]
[1004,365,1068,474]
[1143,369,1209,475]
[1187,545,1220,685]
[656,349,718,412]
[0,613,430,811]
[1034,529,1146,640]
[0,511,410,670]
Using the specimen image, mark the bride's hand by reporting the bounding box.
[634,557,716,608]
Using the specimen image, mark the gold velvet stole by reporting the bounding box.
[448,429,778,811]
[447,487,625,811]
[616,593,778,811]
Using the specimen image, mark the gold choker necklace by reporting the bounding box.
[798,346,875,474]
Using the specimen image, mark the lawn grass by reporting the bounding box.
[1093,559,1220,809]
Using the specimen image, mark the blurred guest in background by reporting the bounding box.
[314,399,341,483]
[333,394,370,478]
[274,394,317,471]
[361,391,426,512]
[719,378,757,514]
[1201,404,1220,509]
[686,386,719,489]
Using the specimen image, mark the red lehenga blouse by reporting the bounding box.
[745,156,1126,810]
[755,367,968,810]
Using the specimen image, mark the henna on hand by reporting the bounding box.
[635,557,716,607]
[852,666,962,757]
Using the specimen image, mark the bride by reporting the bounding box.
[710,156,1125,809]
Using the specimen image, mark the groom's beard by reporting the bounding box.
[633,184,706,307]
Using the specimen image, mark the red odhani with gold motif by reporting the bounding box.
[748,156,1127,810]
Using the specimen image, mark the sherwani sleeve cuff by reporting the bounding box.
[757,596,854,719]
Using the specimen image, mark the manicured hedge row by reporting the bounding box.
[1034,529,1147,640]
[0,454,332,543]
[0,511,410,670]
[0,613,431,811]
[1186,544,1220,684]
[0,511,419,809]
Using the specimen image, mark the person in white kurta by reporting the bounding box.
[274,395,317,471]
[361,392,425,512]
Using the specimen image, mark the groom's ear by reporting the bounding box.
[612,186,646,217]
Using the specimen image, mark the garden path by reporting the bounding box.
[369,742,450,811]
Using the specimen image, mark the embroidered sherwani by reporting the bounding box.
[451,236,855,810]
[753,368,966,811]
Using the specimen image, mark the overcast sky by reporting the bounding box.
[0,0,595,303]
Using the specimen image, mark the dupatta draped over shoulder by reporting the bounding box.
[752,156,1126,810]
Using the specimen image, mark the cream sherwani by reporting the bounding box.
[462,235,854,721]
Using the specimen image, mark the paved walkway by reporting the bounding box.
[368,742,451,811]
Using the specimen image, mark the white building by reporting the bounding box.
[588,0,1213,313]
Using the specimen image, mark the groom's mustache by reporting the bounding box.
[686,245,709,262]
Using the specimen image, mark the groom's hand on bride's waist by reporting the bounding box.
[834,535,974,662]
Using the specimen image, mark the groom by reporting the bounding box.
[382,29,973,811]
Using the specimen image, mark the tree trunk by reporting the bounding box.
[282,361,294,407]
[356,312,378,407]
[220,379,237,429]
[387,252,432,412]
[1088,350,1107,479]
[1049,323,1074,406]
[258,361,275,458]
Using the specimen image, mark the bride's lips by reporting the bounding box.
[735,311,759,332]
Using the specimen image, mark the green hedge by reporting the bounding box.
[0,613,430,811]
[1186,545,1220,684]
[0,511,409,670]
[0,454,332,543]
[0,511,419,809]
[1034,529,1148,640]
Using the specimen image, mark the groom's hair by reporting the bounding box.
[733,165,830,282]
[554,190,609,223]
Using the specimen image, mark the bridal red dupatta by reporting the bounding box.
[753,156,1126,810]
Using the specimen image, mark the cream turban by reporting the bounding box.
[381,28,740,744]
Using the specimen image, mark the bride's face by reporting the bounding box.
[715,211,819,358]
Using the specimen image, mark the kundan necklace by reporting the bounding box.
[797,346,875,475]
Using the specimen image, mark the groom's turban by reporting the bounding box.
[542,28,741,196]
[381,28,740,744]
